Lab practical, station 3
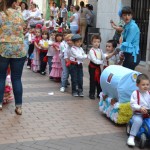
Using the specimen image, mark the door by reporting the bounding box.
[131,0,150,61]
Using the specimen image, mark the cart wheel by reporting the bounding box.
[126,122,131,136]
[139,133,146,149]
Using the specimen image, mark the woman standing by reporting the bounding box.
[50,2,59,21]
[79,1,91,44]
[70,5,80,34]
[58,2,68,25]
[0,0,26,114]
[67,4,74,28]
[120,6,140,70]
[20,1,29,21]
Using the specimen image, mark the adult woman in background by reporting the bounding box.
[0,0,26,114]
[120,6,140,70]
[28,3,43,28]
[67,4,74,28]
[58,2,68,25]
[20,1,29,21]
[79,1,91,44]
[70,5,80,34]
[50,2,59,21]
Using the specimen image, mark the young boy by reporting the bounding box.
[103,40,124,68]
[127,74,150,147]
[69,34,87,97]
[88,35,104,99]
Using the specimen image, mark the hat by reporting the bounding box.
[71,34,82,41]
[36,24,42,29]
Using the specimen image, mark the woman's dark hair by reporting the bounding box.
[74,5,80,11]
[53,2,56,6]
[6,0,17,8]
[31,2,37,8]
[107,40,117,48]
[20,2,28,10]
[136,74,149,84]
[121,6,133,16]
[0,0,6,12]
[80,1,84,7]
[91,35,101,42]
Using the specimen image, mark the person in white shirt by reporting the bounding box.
[60,33,72,92]
[69,34,87,97]
[70,5,80,34]
[45,16,59,34]
[50,2,59,21]
[28,3,43,28]
[60,17,69,30]
[39,30,49,75]
[88,35,104,99]
[103,40,124,69]
[20,2,30,21]
[127,74,150,147]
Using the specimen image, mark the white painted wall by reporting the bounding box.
[96,0,131,51]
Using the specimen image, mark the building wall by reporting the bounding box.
[96,0,131,51]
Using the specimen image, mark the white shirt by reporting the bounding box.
[88,48,104,65]
[59,41,68,59]
[45,20,59,28]
[64,45,72,59]
[60,8,68,18]
[22,9,30,21]
[103,53,120,66]
[50,6,59,18]
[70,13,79,26]
[29,9,42,25]
[47,40,55,56]
[130,90,150,111]
[70,46,87,64]
[39,39,49,50]
[28,33,35,43]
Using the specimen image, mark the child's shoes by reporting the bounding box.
[127,136,135,147]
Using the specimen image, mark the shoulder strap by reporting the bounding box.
[136,90,140,105]
[91,48,97,58]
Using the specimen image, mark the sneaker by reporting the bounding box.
[27,66,30,69]
[78,92,84,97]
[0,104,2,110]
[127,136,135,146]
[15,107,22,115]
[60,87,65,92]
[40,71,46,75]
[72,92,78,97]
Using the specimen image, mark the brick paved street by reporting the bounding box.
[0,62,149,150]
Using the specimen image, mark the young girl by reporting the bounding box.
[47,31,56,77]
[127,74,150,147]
[39,30,49,75]
[69,34,87,97]
[88,35,104,99]
[31,25,42,72]
[50,33,63,81]
[103,40,124,69]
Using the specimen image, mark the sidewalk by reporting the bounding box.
[0,62,149,150]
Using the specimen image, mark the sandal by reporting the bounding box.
[15,107,22,115]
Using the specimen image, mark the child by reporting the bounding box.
[88,35,104,99]
[50,33,63,81]
[127,74,150,147]
[69,34,87,97]
[60,17,69,31]
[103,40,124,69]
[31,25,42,72]
[27,27,35,68]
[45,16,59,34]
[39,30,49,75]
[59,32,71,92]
[47,31,56,77]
